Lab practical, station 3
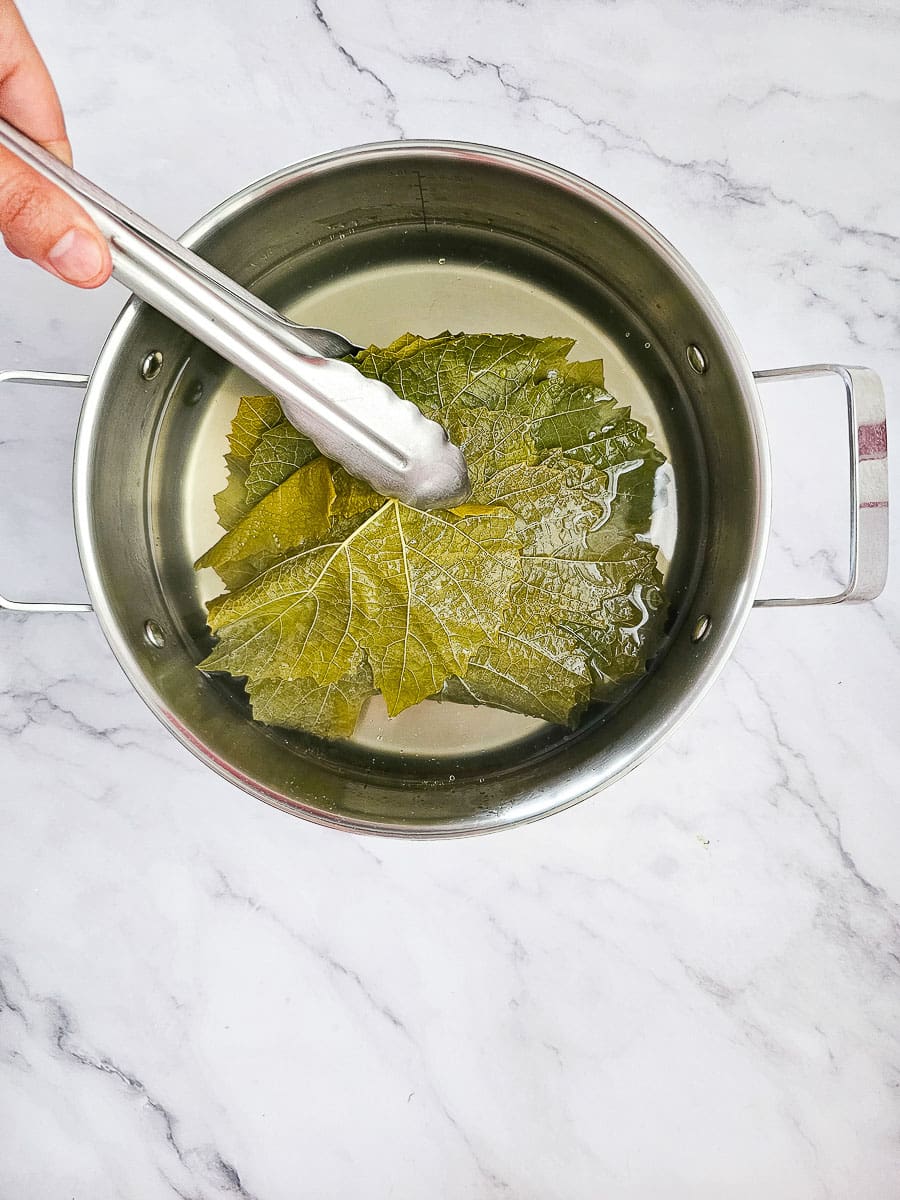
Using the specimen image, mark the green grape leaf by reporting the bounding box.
[352,331,575,420]
[201,501,522,716]
[532,363,665,531]
[244,419,319,506]
[441,617,592,725]
[358,333,662,530]
[196,457,336,590]
[196,332,668,737]
[214,395,285,530]
[441,452,663,714]
[247,661,375,739]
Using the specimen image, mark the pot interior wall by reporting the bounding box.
[78,146,766,834]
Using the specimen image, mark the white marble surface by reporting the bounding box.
[1,1,898,1196]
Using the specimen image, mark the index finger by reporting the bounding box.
[0,0,110,285]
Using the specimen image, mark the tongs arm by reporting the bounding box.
[0,117,470,509]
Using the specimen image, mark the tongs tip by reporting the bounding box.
[404,443,472,511]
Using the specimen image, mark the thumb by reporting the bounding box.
[0,144,111,286]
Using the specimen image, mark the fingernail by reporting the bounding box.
[47,229,105,283]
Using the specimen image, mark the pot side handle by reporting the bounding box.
[753,364,888,607]
[0,369,93,613]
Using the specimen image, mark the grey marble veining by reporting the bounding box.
[1,1,898,1197]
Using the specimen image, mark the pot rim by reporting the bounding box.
[72,139,772,835]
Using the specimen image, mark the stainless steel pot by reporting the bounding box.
[0,142,889,837]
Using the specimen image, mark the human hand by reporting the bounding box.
[0,0,110,286]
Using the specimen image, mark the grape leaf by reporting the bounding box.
[247,660,375,739]
[441,618,592,724]
[196,457,336,590]
[564,583,665,701]
[444,452,662,714]
[196,331,667,737]
[532,363,665,530]
[232,333,570,510]
[201,501,522,716]
[244,419,319,505]
[353,331,575,420]
[356,333,662,530]
[214,395,285,530]
[197,459,382,593]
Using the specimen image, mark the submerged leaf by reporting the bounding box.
[202,501,522,716]
[247,661,375,739]
[353,331,575,420]
[443,451,663,713]
[441,617,592,725]
[533,364,664,531]
[197,457,336,590]
[361,334,664,530]
[244,419,319,505]
[214,395,286,530]
[196,331,667,736]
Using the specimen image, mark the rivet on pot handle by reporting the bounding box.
[0,369,93,614]
[753,364,888,607]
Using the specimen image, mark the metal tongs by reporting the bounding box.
[0,117,470,510]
